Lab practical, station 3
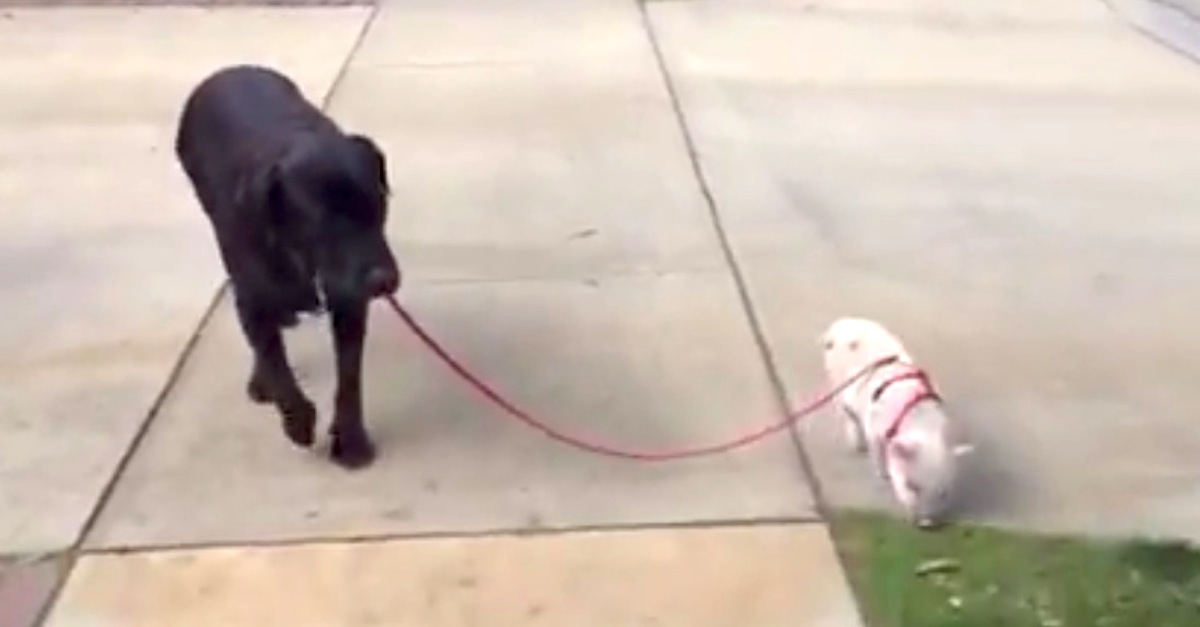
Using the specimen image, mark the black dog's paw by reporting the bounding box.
[246,371,273,404]
[280,400,317,448]
[329,427,376,470]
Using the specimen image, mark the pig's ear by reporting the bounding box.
[891,441,918,462]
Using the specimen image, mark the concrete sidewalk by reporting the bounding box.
[647,0,1200,541]
[4,0,1200,625]
[2,2,849,626]
[0,6,371,626]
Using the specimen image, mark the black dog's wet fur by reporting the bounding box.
[175,65,400,469]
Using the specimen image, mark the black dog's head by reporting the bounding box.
[248,132,400,307]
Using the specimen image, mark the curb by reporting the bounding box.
[1105,0,1200,64]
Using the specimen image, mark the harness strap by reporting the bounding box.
[871,366,941,442]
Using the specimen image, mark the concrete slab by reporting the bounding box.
[85,273,812,550]
[1156,0,1200,20]
[0,0,368,6]
[649,0,1200,540]
[0,7,369,554]
[743,260,1200,541]
[0,555,65,627]
[748,0,1115,26]
[649,0,1200,97]
[353,0,658,65]
[1109,0,1200,63]
[328,0,724,282]
[52,525,861,627]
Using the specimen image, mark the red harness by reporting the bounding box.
[870,364,941,442]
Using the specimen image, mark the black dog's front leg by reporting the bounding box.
[236,298,317,448]
[328,299,375,469]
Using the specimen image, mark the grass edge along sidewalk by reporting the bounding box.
[831,509,1200,627]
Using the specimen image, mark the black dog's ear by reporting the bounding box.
[348,134,389,196]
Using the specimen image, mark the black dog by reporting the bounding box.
[175,65,400,469]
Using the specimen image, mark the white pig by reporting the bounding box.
[820,317,973,527]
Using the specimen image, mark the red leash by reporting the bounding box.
[385,295,891,462]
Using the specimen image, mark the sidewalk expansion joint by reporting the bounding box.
[634,1,869,620]
[633,0,834,521]
[80,516,826,557]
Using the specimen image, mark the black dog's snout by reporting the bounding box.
[366,266,399,297]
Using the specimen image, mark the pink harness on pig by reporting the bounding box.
[869,362,942,444]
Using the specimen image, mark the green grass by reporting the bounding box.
[831,510,1200,627]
